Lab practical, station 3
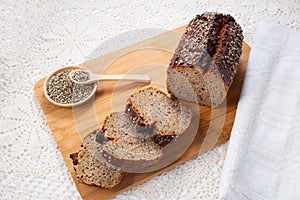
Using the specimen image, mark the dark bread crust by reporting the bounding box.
[70,152,79,168]
[209,15,243,88]
[153,133,179,147]
[101,148,161,172]
[168,12,244,107]
[125,101,155,135]
[170,13,224,69]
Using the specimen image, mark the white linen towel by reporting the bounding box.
[219,21,300,200]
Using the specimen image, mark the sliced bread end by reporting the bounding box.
[70,148,124,189]
[70,131,124,189]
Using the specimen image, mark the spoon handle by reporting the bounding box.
[83,74,151,84]
[98,74,150,82]
[69,68,151,84]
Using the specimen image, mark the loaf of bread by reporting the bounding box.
[167,12,244,108]
[70,132,124,189]
[126,87,192,146]
[95,112,163,172]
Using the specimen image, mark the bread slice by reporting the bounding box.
[95,112,163,172]
[167,12,243,108]
[126,87,192,146]
[70,131,124,189]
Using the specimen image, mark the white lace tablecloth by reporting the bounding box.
[0,1,299,199]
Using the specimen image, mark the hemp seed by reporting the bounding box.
[71,70,90,83]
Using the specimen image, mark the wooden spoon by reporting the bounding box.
[69,69,151,85]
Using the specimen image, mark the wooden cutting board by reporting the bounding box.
[34,25,250,200]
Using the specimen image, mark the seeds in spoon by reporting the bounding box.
[71,70,90,82]
[46,69,94,104]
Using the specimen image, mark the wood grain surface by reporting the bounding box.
[34,25,250,200]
